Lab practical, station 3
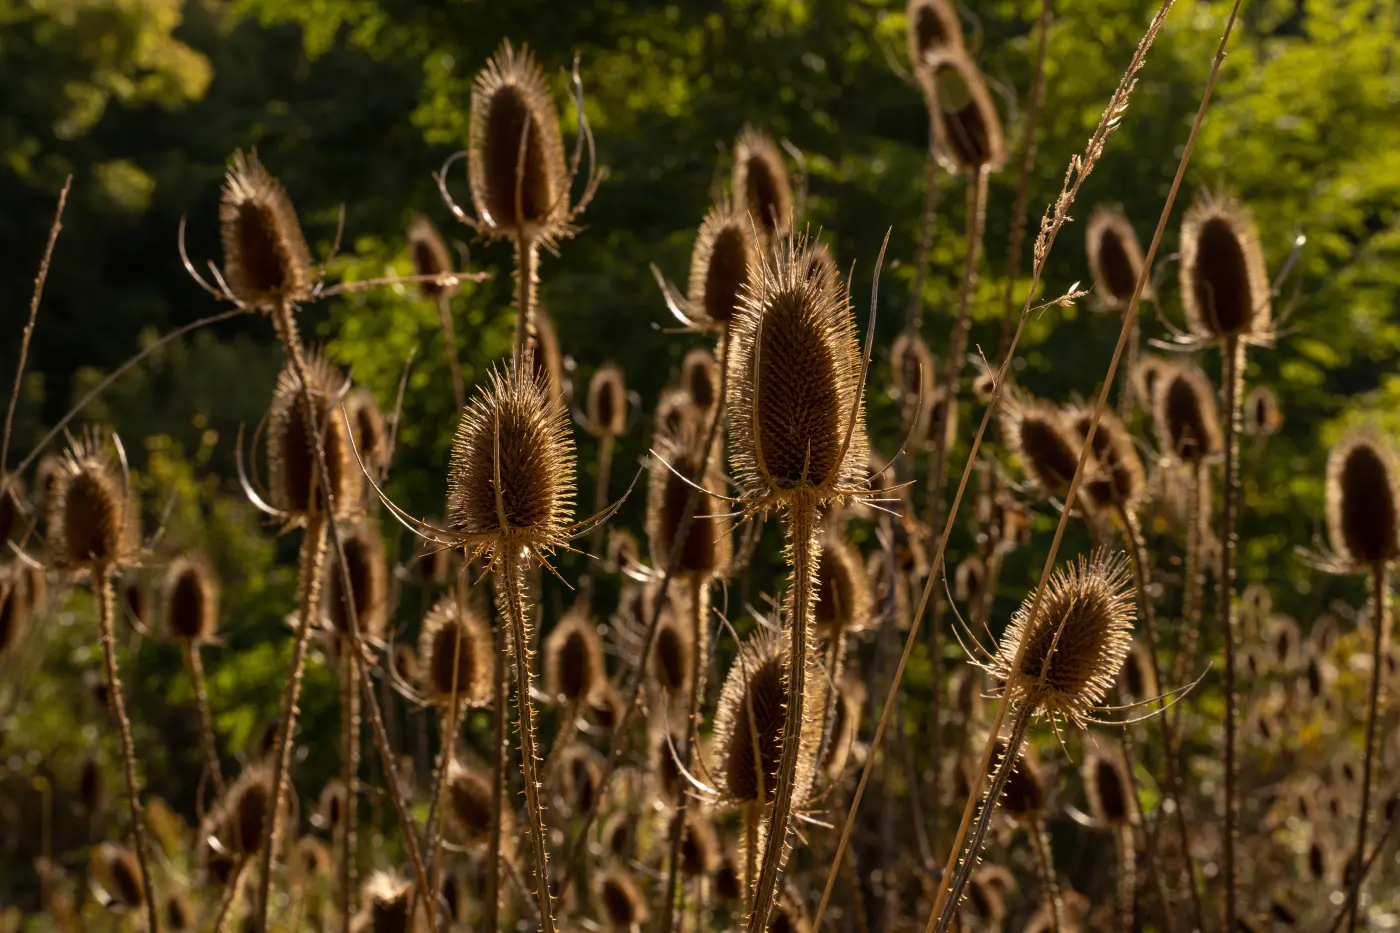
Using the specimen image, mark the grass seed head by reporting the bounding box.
[813,530,873,640]
[164,556,219,642]
[1086,205,1150,309]
[682,346,722,413]
[418,593,492,708]
[544,608,605,705]
[1154,363,1221,464]
[219,151,313,311]
[266,351,356,519]
[1180,192,1270,342]
[930,54,1004,175]
[646,424,733,579]
[732,127,794,240]
[587,363,628,437]
[407,213,456,300]
[1325,427,1400,567]
[689,200,760,329]
[324,522,389,641]
[47,435,136,570]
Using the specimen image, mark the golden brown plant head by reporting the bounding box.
[324,522,389,641]
[713,849,744,903]
[0,571,31,656]
[208,763,278,860]
[1120,639,1158,705]
[1244,385,1282,437]
[1154,363,1221,464]
[727,233,867,505]
[682,346,722,413]
[930,54,1005,175]
[531,307,567,412]
[1132,354,1169,413]
[47,434,137,570]
[819,677,866,781]
[1325,427,1400,568]
[605,527,640,574]
[1180,192,1270,342]
[599,867,649,929]
[1086,205,1150,309]
[649,602,693,695]
[445,759,497,847]
[1083,747,1134,826]
[589,680,626,731]
[890,328,934,408]
[601,809,638,861]
[953,555,985,605]
[407,213,456,300]
[646,424,733,579]
[732,127,794,240]
[163,556,219,642]
[266,351,356,519]
[813,530,873,640]
[417,593,493,707]
[219,150,313,311]
[544,608,605,704]
[165,891,195,931]
[294,835,332,881]
[1068,406,1145,511]
[315,778,348,836]
[962,873,1008,926]
[447,359,576,556]
[655,386,700,440]
[649,719,685,803]
[122,577,149,631]
[468,40,568,241]
[992,551,1135,726]
[0,479,25,548]
[679,811,720,878]
[357,871,417,933]
[560,743,603,815]
[1241,581,1271,624]
[1002,400,1087,498]
[906,0,964,84]
[688,199,760,330]
[587,363,628,438]
[997,738,1047,821]
[347,388,390,474]
[92,843,146,910]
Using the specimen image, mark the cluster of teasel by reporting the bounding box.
[2,6,1399,933]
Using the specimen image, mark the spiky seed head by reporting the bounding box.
[1326,427,1400,568]
[688,200,760,329]
[121,578,149,632]
[544,609,605,704]
[347,389,389,474]
[601,810,638,860]
[407,213,456,300]
[599,867,649,929]
[1083,748,1134,826]
[997,739,1047,821]
[954,556,985,605]
[1180,193,1270,341]
[94,843,146,909]
[1133,354,1169,413]
[890,329,934,408]
[358,871,416,933]
[214,764,277,858]
[605,528,640,574]
[1121,640,1157,705]
[587,363,628,438]
[0,479,24,548]
[164,557,219,643]
[1003,401,1087,498]
[1068,406,1145,511]
[906,0,964,85]
[1244,385,1282,437]
[819,678,866,781]
[713,850,744,903]
[294,835,331,880]
[993,551,1135,725]
[266,352,356,519]
[219,151,313,311]
[679,811,720,878]
[47,436,136,570]
[649,603,693,694]
[682,347,722,412]
[930,54,1004,175]
[165,892,195,931]
[324,523,389,641]
[649,720,685,803]
[1154,363,1221,464]
[445,759,497,847]
[417,593,492,708]
[468,41,568,241]
[447,359,575,553]
[727,234,867,502]
[813,531,873,640]
[732,127,793,240]
[1086,205,1150,309]
[646,424,732,580]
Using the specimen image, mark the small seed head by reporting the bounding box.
[1083,747,1135,826]
[219,151,313,311]
[323,523,389,642]
[163,556,219,643]
[1180,193,1270,342]
[688,200,759,329]
[929,54,1004,174]
[47,435,137,570]
[1086,205,1150,309]
[587,363,628,438]
[1003,400,1088,498]
[1325,427,1400,568]
[813,531,873,640]
[682,347,722,413]
[407,213,456,300]
[646,424,732,580]
[732,127,794,240]
[266,352,356,519]
[1154,363,1221,464]
[417,593,492,707]
[543,608,605,704]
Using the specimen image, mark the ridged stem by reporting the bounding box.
[337,647,360,933]
[1219,336,1242,932]
[436,292,466,411]
[486,592,509,933]
[1115,823,1137,932]
[1346,561,1390,931]
[660,578,709,933]
[181,638,226,800]
[1027,818,1064,933]
[213,857,251,933]
[514,235,539,367]
[424,574,468,929]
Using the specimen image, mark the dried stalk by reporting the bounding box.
[181,639,226,800]
[337,648,360,933]
[660,579,709,933]
[436,292,466,411]
[1346,561,1390,931]
[1219,335,1242,931]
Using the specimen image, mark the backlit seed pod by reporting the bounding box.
[688,200,760,330]
[1244,385,1282,437]
[531,307,567,412]
[315,779,347,835]
[165,892,195,931]
[1068,406,1145,511]
[1154,363,1221,465]
[649,719,686,803]
[1180,193,1270,342]
[646,425,732,580]
[929,54,1005,175]
[598,867,649,930]
[163,557,219,643]
[972,369,998,403]
[543,609,605,705]
[679,811,720,878]
[727,234,867,502]
[0,573,29,656]
[993,551,1135,725]
[1086,205,1150,309]
[324,523,389,641]
[1325,427,1400,567]
[649,603,693,695]
[732,127,794,240]
[47,436,137,570]
[1120,640,1157,705]
[890,329,935,407]
[1083,748,1134,826]
[906,0,964,85]
[1003,400,1089,498]
[588,681,626,731]
[601,810,638,860]
[407,213,456,300]
[0,479,24,548]
[467,41,569,241]
[1132,354,1169,413]
[605,528,640,574]
[200,764,277,873]
[266,352,356,519]
[559,744,603,815]
[954,556,985,605]
[347,389,390,475]
[121,578,149,632]
[445,759,499,848]
[219,151,313,312]
[713,850,744,903]
[92,843,146,909]
[357,872,417,933]
[682,347,722,413]
[813,531,873,640]
[997,740,1047,822]
[819,678,866,781]
[587,363,628,438]
[447,360,575,554]
[295,835,331,881]
[417,592,493,708]
[655,386,699,439]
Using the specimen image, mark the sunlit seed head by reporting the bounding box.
[649,603,693,694]
[682,346,722,413]
[200,763,277,871]
[655,386,700,440]
[1132,354,1169,414]
[164,556,219,643]
[890,328,935,409]
[48,434,137,570]
[813,531,873,640]
[1154,363,1221,464]
[407,213,456,300]
[599,867,649,930]
[219,150,313,311]
[689,200,760,329]
[323,523,389,641]
[417,593,492,708]
[530,307,567,414]
[165,892,195,931]
[732,127,794,241]
[929,54,1004,175]
[1180,192,1270,342]
[906,0,964,95]
[1086,205,1150,309]
[605,527,640,574]
[543,608,605,704]
[1244,384,1282,437]
[587,363,628,438]
[266,351,356,519]
[0,479,25,549]
[93,843,146,909]
[1083,747,1134,826]
[954,555,985,605]
[1068,406,1145,512]
[1002,400,1086,498]
[347,388,389,474]
[1325,427,1400,568]
[646,424,732,580]
[445,759,498,848]
[1120,639,1158,705]
[679,811,720,878]
[358,871,416,933]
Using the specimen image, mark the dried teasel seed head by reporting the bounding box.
[929,54,1005,175]
[93,843,146,909]
[713,850,744,903]
[1121,639,1158,705]
[996,738,1047,822]
[1154,363,1221,465]
[315,778,348,835]
[219,150,313,311]
[407,213,456,300]
[294,835,331,880]
[688,200,760,329]
[598,867,649,930]
[727,233,867,502]
[649,602,693,695]
[447,359,576,553]
[347,388,390,474]
[993,550,1135,725]
[1267,615,1300,670]
[601,810,638,860]
[589,680,626,731]
[1086,205,1150,309]
[919,385,958,454]
[121,577,149,632]
[587,363,628,438]
[605,527,640,574]
[953,555,985,605]
[732,127,794,241]
[890,329,934,407]
[560,744,603,814]
[163,556,219,643]
[357,871,417,933]
[655,386,700,439]
[1083,746,1134,826]
[1133,354,1169,413]
[1325,427,1400,568]
[1068,406,1145,511]
[679,811,720,878]
[646,424,732,580]
[202,763,278,862]
[682,347,722,413]
[531,307,567,412]
[1002,400,1088,499]
[324,522,389,641]
[819,678,866,781]
[950,668,984,724]
[649,719,686,803]
[1241,582,1272,624]
[0,572,31,657]
[165,891,195,931]
[417,592,493,708]
[544,608,605,705]
[47,435,137,570]
[906,0,964,86]
[445,759,499,848]
[813,530,873,640]
[266,351,356,519]
[1244,385,1282,437]
[1180,192,1270,342]
[468,40,568,241]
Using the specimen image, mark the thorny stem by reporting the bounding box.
[745,800,761,907]
[1346,561,1389,931]
[1329,792,1399,933]
[338,648,360,933]
[1028,818,1064,933]
[1219,336,1242,932]
[514,235,540,366]
[181,639,226,801]
[96,566,160,933]
[487,593,509,933]
[1173,463,1205,691]
[436,293,467,411]
[660,578,709,933]
[213,857,252,933]
[748,493,821,933]
[1115,823,1137,933]
[906,108,942,332]
[426,575,468,931]
[497,549,558,933]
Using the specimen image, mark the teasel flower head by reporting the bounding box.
[1002,399,1091,499]
[46,430,138,571]
[683,199,759,331]
[813,529,873,640]
[1325,426,1400,569]
[601,809,638,860]
[1086,205,1151,309]
[417,592,493,708]
[407,213,458,300]
[1154,362,1221,465]
[682,347,722,414]
[163,556,219,643]
[323,522,389,642]
[165,891,195,931]
[677,810,720,879]
[890,329,934,410]
[726,233,868,512]
[649,601,694,695]
[265,350,357,522]
[1244,385,1282,437]
[819,677,866,782]
[907,0,964,89]
[988,551,1135,727]
[1266,615,1300,671]
[647,422,732,580]
[1067,406,1145,513]
[355,871,417,933]
[586,363,628,438]
[598,866,649,930]
[605,528,640,575]
[1120,640,1158,705]
[996,738,1048,822]
[543,608,605,705]
[954,556,985,605]
[1179,192,1271,344]
[1132,354,1169,414]
[655,386,699,440]
[347,388,390,477]
[1082,746,1135,826]
[928,54,1005,175]
[732,127,794,241]
[467,41,569,243]
[199,763,278,871]
[91,843,146,910]
[445,758,502,849]
[219,150,314,312]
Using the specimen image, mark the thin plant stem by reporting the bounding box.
[337,647,360,933]
[181,639,226,800]
[1346,561,1390,931]
[486,597,509,933]
[213,857,252,933]
[660,578,708,933]
[1027,818,1064,933]
[95,566,160,933]
[436,292,466,411]
[427,578,467,931]
[1219,335,1242,932]
[514,235,539,366]
[1115,824,1137,933]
